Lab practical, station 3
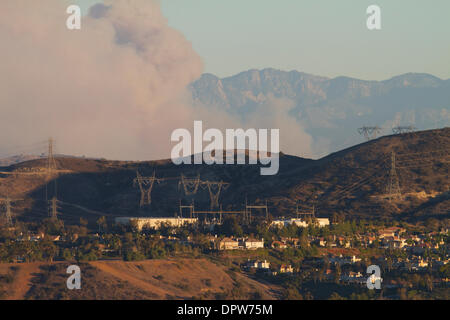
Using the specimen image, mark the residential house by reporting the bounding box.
[245,259,270,270]
[218,237,239,250]
[279,264,294,274]
[242,238,264,250]
[271,240,288,249]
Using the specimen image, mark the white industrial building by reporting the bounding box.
[115,217,198,231]
[271,218,330,228]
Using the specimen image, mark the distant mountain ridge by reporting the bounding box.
[190,69,450,157]
[0,154,102,167]
[0,155,44,167]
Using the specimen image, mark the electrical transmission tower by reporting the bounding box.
[47,137,57,174]
[202,181,230,209]
[386,151,402,201]
[5,196,13,227]
[358,126,382,141]
[133,171,163,207]
[179,174,230,209]
[392,126,416,134]
[0,196,23,227]
[179,174,201,196]
[45,137,58,203]
[49,196,61,220]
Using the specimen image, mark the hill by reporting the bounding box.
[0,128,448,225]
[0,259,279,300]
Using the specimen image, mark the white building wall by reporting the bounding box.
[115,217,198,231]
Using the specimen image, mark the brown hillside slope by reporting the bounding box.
[0,259,279,300]
[0,128,448,223]
[275,128,449,219]
[0,262,43,300]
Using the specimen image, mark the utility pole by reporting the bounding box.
[246,201,269,224]
[179,200,194,218]
[296,201,315,220]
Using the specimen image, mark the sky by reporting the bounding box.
[73,0,450,80]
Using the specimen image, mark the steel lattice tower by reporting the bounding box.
[45,137,58,210]
[5,196,13,227]
[358,126,382,141]
[49,196,60,220]
[387,151,402,201]
[133,171,162,207]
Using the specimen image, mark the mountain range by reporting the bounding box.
[190,69,450,157]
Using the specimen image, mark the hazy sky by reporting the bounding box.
[75,0,450,80]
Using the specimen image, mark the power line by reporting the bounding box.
[327,168,385,203]
[396,148,449,158]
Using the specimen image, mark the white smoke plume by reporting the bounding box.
[0,0,203,160]
[0,0,313,161]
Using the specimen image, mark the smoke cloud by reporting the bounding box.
[0,0,313,160]
[0,0,202,159]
